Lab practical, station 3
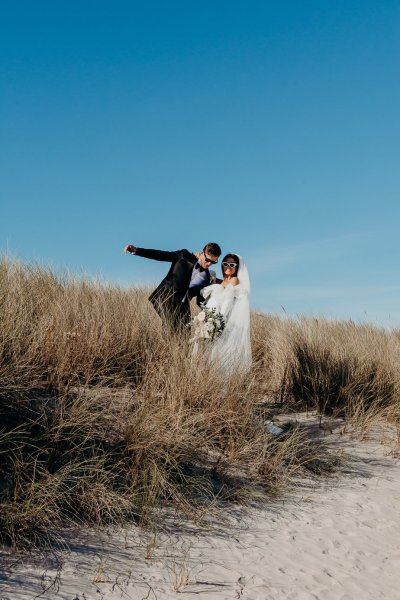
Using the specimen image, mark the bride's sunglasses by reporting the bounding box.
[222,262,238,268]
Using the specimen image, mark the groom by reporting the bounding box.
[124,242,222,331]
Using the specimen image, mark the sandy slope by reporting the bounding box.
[1,419,400,600]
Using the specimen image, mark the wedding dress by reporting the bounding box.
[200,255,252,373]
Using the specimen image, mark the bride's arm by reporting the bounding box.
[200,283,222,301]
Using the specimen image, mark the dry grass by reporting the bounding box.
[1,258,399,551]
[251,313,400,427]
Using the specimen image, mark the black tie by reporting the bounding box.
[194,263,205,272]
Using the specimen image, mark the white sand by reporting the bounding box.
[1,418,400,600]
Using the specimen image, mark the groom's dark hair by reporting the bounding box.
[204,242,221,256]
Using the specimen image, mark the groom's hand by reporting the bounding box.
[124,244,137,254]
[209,270,217,284]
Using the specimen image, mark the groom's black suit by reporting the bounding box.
[135,247,214,330]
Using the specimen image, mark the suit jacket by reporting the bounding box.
[135,248,213,316]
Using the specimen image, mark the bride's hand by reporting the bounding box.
[222,277,239,288]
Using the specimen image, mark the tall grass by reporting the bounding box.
[251,313,400,424]
[1,259,399,550]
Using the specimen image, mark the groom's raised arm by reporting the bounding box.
[124,245,183,262]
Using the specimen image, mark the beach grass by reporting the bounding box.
[1,258,399,550]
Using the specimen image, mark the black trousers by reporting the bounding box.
[150,295,191,334]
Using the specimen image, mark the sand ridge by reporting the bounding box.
[1,419,399,600]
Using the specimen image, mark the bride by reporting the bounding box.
[200,253,252,373]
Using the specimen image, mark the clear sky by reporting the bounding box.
[1,1,399,327]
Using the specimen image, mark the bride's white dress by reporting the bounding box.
[201,257,252,373]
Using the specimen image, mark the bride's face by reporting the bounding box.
[222,257,238,277]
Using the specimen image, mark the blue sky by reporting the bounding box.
[1,1,399,327]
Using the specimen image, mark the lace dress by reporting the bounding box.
[201,283,252,373]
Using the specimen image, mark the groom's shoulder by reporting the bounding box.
[178,248,196,260]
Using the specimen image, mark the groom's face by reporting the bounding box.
[198,250,219,269]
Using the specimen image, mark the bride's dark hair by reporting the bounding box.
[221,253,239,277]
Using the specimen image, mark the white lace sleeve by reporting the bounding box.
[201,283,221,302]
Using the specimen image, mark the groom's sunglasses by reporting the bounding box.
[222,262,238,268]
[202,252,218,264]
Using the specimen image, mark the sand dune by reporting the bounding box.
[1,418,399,600]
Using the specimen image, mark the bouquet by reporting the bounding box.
[190,304,225,343]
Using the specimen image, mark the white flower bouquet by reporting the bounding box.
[190,304,225,343]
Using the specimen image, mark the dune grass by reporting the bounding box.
[1,258,399,550]
[252,312,400,426]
